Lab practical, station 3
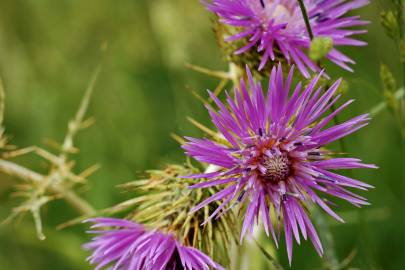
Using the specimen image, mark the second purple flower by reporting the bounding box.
[205,0,369,77]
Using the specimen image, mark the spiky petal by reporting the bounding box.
[84,218,224,270]
[183,65,376,264]
[204,0,369,77]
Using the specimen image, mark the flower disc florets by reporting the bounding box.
[183,64,376,264]
[244,138,293,182]
[206,0,369,77]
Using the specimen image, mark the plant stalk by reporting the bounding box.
[0,159,96,216]
[297,0,314,40]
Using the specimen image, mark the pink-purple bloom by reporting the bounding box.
[183,65,376,263]
[84,218,224,270]
[204,0,369,77]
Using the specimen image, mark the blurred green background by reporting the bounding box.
[0,0,403,269]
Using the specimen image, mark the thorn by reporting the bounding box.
[185,63,231,79]
[170,133,186,145]
[187,117,218,138]
[185,85,209,105]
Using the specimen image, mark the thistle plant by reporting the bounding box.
[84,164,238,269]
[183,65,376,264]
[3,0,404,269]
[101,164,238,265]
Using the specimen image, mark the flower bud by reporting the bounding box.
[380,64,398,112]
[380,10,400,40]
[309,37,334,61]
[380,64,397,93]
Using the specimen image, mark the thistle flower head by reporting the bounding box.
[85,164,237,269]
[183,65,376,263]
[84,218,224,270]
[206,0,369,77]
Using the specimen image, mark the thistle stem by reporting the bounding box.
[297,0,314,40]
[61,64,100,161]
[260,0,265,9]
[0,159,42,182]
[0,159,96,215]
[60,190,96,216]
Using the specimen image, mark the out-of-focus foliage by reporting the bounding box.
[380,10,400,40]
[0,0,403,270]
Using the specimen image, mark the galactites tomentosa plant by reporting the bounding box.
[206,0,369,78]
[82,1,377,269]
[84,164,238,269]
[0,1,383,269]
[183,65,376,264]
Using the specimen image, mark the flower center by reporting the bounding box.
[272,3,292,19]
[251,0,292,24]
[261,153,291,182]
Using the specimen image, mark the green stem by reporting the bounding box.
[0,159,96,216]
[297,0,314,40]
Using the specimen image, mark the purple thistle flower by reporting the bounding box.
[84,218,224,270]
[204,0,369,77]
[183,65,376,264]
